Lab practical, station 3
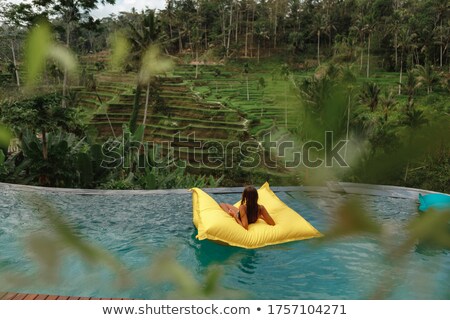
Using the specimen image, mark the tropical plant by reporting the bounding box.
[0,93,84,161]
[17,130,84,186]
[359,82,380,112]
[379,90,398,122]
[402,70,420,111]
[415,63,441,94]
[402,109,428,128]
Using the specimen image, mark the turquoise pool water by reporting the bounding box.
[0,187,448,299]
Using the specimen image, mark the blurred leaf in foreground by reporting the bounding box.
[109,31,130,70]
[322,198,382,241]
[148,248,244,299]
[138,45,174,84]
[24,23,77,87]
[23,194,130,288]
[390,209,450,258]
[0,125,12,148]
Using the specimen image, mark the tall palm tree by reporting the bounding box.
[397,27,417,94]
[312,14,326,66]
[127,10,162,133]
[359,82,380,112]
[432,0,449,68]
[350,11,366,72]
[362,14,376,78]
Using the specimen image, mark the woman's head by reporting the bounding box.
[241,186,259,224]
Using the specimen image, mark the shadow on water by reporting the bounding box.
[190,230,246,267]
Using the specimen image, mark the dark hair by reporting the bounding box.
[241,186,259,224]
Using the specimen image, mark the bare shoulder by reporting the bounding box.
[239,204,247,214]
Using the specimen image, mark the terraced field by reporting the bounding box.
[177,64,303,137]
[74,56,308,173]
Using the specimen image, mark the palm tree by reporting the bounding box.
[243,62,250,101]
[379,90,398,122]
[432,0,449,68]
[349,11,366,72]
[402,70,420,111]
[280,63,291,128]
[127,10,162,132]
[402,109,428,128]
[397,27,417,94]
[415,63,441,94]
[359,82,380,112]
[311,14,326,66]
[362,14,376,78]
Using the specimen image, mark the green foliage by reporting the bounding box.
[77,152,93,188]
[297,72,348,141]
[415,63,441,94]
[17,130,82,186]
[359,82,381,112]
[404,146,450,193]
[0,93,84,136]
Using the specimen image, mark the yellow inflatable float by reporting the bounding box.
[191,182,322,249]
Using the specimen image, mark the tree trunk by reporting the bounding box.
[273,1,278,48]
[222,8,226,48]
[62,22,71,108]
[235,5,239,44]
[42,128,48,160]
[10,39,20,87]
[244,10,249,57]
[344,94,351,161]
[398,51,403,95]
[317,31,321,66]
[129,83,142,133]
[360,46,363,71]
[440,20,443,68]
[246,75,249,101]
[195,50,199,79]
[284,86,288,128]
[394,32,398,70]
[257,40,260,64]
[226,2,233,57]
[366,33,370,78]
[250,5,255,58]
[178,28,183,53]
[142,82,151,128]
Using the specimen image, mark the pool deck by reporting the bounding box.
[0,292,129,300]
[0,181,445,199]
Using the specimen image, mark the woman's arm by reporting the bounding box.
[260,205,275,226]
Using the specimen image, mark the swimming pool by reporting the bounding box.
[0,184,448,299]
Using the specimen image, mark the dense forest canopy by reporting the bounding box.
[0,0,448,68]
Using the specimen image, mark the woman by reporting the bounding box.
[219,186,275,230]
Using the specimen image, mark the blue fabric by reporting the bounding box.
[418,193,450,212]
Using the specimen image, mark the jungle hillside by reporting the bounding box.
[0,0,449,192]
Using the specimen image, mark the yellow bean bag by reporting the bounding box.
[191,182,322,249]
